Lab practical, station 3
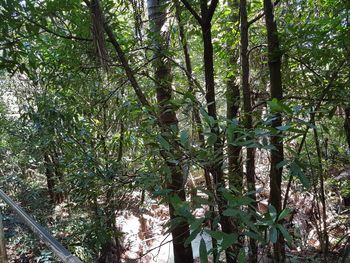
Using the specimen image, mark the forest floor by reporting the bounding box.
[1,205,349,263]
[116,203,349,263]
[1,188,349,263]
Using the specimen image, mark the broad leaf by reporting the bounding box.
[199,238,208,263]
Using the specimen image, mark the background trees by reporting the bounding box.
[0,0,349,262]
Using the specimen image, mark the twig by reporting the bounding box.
[179,0,203,25]
[248,0,281,27]
[23,16,92,42]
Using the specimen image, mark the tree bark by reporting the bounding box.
[263,0,285,261]
[200,1,236,262]
[175,3,220,259]
[44,152,64,204]
[344,107,350,149]
[44,153,56,203]
[226,0,242,192]
[240,0,257,262]
[147,1,193,262]
[312,117,329,255]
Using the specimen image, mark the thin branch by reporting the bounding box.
[98,16,151,108]
[285,53,323,81]
[206,0,219,24]
[0,31,46,50]
[282,59,346,210]
[137,234,172,260]
[23,16,93,42]
[165,55,205,95]
[179,0,203,25]
[285,96,349,103]
[248,44,267,57]
[248,0,281,27]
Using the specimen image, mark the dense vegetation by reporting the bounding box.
[0,0,349,262]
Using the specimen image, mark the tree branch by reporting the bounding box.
[83,0,151,108]
[23,16,93,42]
[248,0,281,27]
[282,59,347,210]
[179,0,203,25]
[206,0,219,24]
[103,23,150,108]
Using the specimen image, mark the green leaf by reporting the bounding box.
[199,238,208,263]
[169,195,182,210]
[267,98,292,114]
[276,125,291,131]
[276,224,292,244]
[276,160,288,169]
[212,216,220,228]
[223,191,255,206]
[157,135,170,151]
[269,226,278,243]
[278,208,291,221]
[180,130,189,147]
[268,205,277,221]
[165,217,185,233]
[185,228,200,246]
[200,108,215,126]
[328,106,337,119]
[236,196,255,206]
[245,231,262,241]
[235,139,258,147]
[190,217,204,230]
[290,161,310,188]
[193,196,210,205]
[223,208,239,217]
[221,233,237,250]
[206,230,224,241]
[238,248,246,263]
[207,133,217,146]
[152,188,172,197]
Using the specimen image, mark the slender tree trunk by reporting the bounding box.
[344,107,350,148]
[240,0,257,262]
[91,0,193,258]
[44,152,64,204]
[200,1,236,262]
[201,5,222,194]
[44,153,56,203]
[147,1,193,262]
[51,149,65,203]
[175,3,219,260]
[263,0,285,261]
[174,1,212,191]
[311,115,329,256]
[225,0,243,260]
[226,0,242,192]
[98,105,121,263]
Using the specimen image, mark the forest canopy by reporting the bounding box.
[0,0,349,262]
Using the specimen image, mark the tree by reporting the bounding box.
[147,0,193,261]
[263,0,285,261]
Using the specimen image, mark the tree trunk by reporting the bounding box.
[225,0,243,260]
[175,3,219,259]
[44,153,56,203]
[312,120,329,255]
[147,1,193,262]
[200,1,236,262]
[226,0,242,192]
[240,0,257,262]
[44,152,64,204]
[95,0,193,258]
[175,0,212,193]
[263,0,285,261]
[344,107,350,149]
